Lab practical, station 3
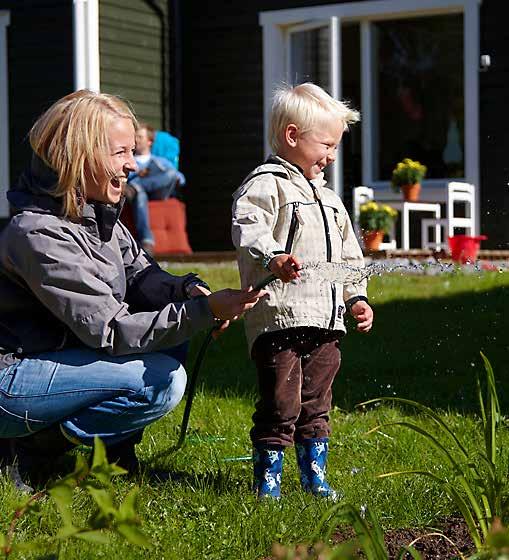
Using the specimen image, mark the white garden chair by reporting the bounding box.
[421,181,477,251]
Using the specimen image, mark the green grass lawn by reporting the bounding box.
[2,264,509,559]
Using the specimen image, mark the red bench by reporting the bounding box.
[121,198,193,256]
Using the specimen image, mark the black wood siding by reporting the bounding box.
[479,2,509,250]
[180,1,358,251]
[100,0,170,130]
[0,0,74,186]
[181,0,509,251]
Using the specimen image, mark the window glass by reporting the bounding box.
[289,26,334,184]
[375,14,464,181]
[341,23,362,197]
[290,26,330,92]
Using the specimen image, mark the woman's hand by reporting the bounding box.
[207,287,267,321]
[188,284,230,338]
[189,284,211,297]
[268,254,301,283]
[211,319,230,339]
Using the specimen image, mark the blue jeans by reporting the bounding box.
[129,169,180,245]
[0,348,187,445]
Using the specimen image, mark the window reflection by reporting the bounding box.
[375,14,464,181]
[290,27,330,91]
[289,26,334,185]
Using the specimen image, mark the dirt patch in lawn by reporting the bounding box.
[383,517,473,559]
[266,517,475,559]
[332,516,474,559]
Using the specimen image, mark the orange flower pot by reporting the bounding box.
[401,183,421,201]
[362,230,384,251]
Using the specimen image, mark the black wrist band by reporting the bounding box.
[262,251,286,270]
[345,295,369,311]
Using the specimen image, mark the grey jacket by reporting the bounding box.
[0,156,215,359]
[232,156,367,353]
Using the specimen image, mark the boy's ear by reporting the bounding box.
[285,124,299,147]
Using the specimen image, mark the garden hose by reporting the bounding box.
[175,272,278,450]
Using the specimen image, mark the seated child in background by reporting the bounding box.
[232,82,374,499]
[126,122,186,254]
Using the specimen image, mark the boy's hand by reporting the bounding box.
[269,254,301,283]
[350,301,373,333]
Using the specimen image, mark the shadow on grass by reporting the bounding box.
[186,285,508,414]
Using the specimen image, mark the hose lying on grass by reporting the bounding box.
[175,273,278,450]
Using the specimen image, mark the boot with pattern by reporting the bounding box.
[252,445,284,499]
[295,438,340,500]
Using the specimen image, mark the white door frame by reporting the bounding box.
[73,0,100,91]
[0,10,10,219]
[260,0,481,225]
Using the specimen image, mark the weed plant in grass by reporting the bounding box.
[1,264,508,559]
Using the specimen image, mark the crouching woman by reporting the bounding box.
[0,90,264,488]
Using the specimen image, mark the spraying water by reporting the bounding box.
[297,259,507,286]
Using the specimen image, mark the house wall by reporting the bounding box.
[0,0,74,187]
[100,0,169,130]
[180,1,338,251]
[181,0,508,251]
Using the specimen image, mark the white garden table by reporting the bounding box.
[383,201,442,250]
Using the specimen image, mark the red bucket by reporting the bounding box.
[448,235,487,264]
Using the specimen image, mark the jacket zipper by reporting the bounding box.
[284,202,300,253]
[308,183,336,329]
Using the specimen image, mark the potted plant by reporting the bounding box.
[359,201,398,251]
[390,158,427,201]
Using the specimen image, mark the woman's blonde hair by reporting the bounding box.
[268,82,360,153]
[29,89,137,219]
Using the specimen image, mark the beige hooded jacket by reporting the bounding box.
[232,156,367,354]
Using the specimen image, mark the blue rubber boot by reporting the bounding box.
[252,445,284,499]
[295,438,339,500]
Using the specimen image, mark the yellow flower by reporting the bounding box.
[360,201,378,212]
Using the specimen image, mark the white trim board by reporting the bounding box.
[260,0,481,232]
[260,0,474,25]
[73,0,100,92]
[0,10,10,219]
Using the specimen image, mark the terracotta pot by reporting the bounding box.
[401,183,421,201]
[362,230,385,251]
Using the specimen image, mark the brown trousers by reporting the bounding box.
[250,326,342,447]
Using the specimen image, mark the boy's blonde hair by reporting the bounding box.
[268,82,360,153]
[29,89,137,220]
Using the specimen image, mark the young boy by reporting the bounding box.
[231,83,373,499]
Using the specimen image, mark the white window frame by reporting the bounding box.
[260,0,481,221]
[73,0,100,92]
[0,10,10,219]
